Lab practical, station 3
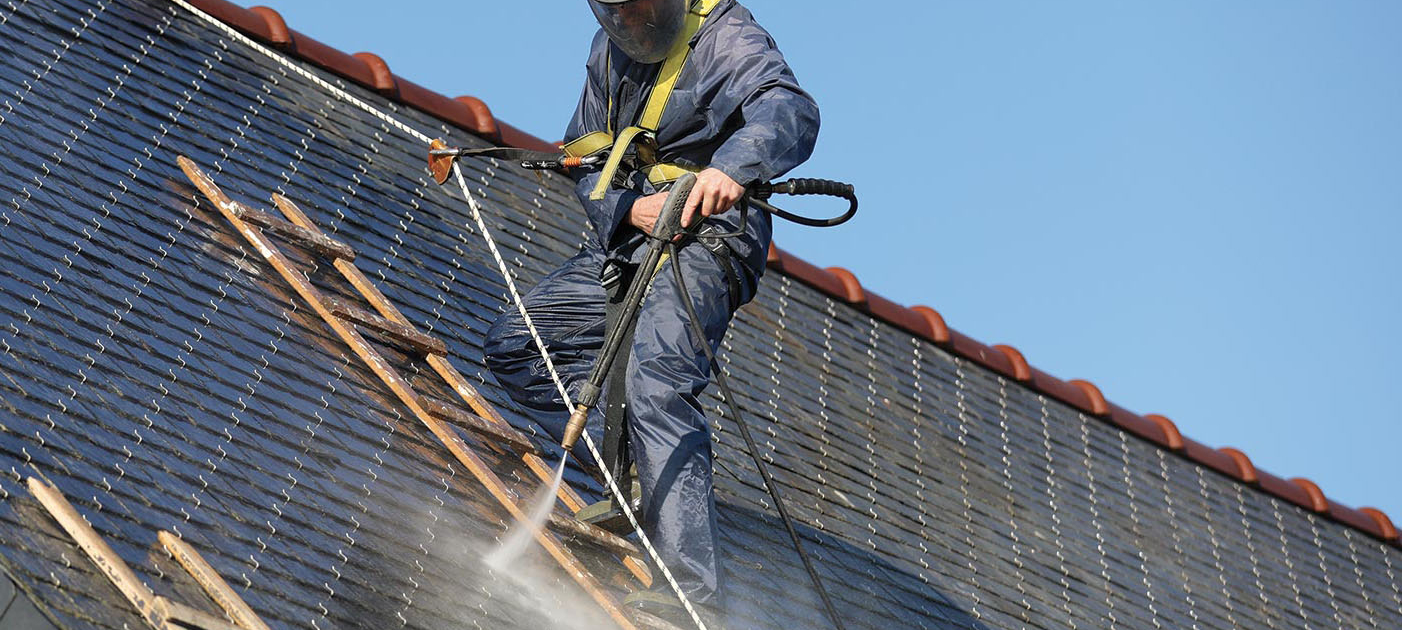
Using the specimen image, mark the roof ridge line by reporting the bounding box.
[186,0,1399,549]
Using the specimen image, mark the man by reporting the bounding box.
[484,0,818,623]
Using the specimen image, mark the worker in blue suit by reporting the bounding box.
[484,0,819,623]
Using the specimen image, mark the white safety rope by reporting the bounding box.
[168,2,708,629]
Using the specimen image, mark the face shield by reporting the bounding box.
[588,0,688,64]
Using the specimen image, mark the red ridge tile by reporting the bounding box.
[1106,403,1164,446]
[1330,503,1388,540]
[824,267,866,306]
[1068,379,1109,416]
[1027,367,1091,413]
[1290,478,1329,513]
[454,96,500,141]
[773,254,846,299]
[909,306,950,344]
[1360,508,1398,541]
[498,121,558,153]
[1144,414,1185,450]
[392,80,486,138]
[352,52,397,96]
[283,28,378,88]
[1217,447,1259,484]
[867,293,936,342]
[249,6,291,46]
[1258,471,1316,512]
[949,331,1015,379]
[766,243,784,268]
[1182,438,1242,479]
[991,345,1031,382]
[192,0,269,40]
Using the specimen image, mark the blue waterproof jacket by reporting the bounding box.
[565,0,820,277]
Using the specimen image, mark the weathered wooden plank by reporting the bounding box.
[26,477,162,629]
[226,201,356,261]
[153,596,244,630]
[422,396,541,455]
[179,158,640,630]
[326,297,448,356]
[546,511,642,558]
[157,532,270,630]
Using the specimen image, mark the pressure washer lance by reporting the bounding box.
[558,174,699,451]
[428,139,604,183]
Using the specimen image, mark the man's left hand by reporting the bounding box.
[682,168,745,229]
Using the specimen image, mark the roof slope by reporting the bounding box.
[0,1,1396,629]
[173,0,1402,545]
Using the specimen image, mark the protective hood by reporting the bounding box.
[588,0,688,64]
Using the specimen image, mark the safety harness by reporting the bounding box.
[565,0,723,200]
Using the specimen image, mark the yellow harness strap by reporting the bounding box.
[575,0,722,201]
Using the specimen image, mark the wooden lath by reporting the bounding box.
[177,156,646,629]
[225,201,356,261]
[326,296,448,356]
[26,477,261,630]
[420,395,542,456]
[158,532,271,630]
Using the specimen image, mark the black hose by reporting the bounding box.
[667,242,848,630]
[752,178,858,227]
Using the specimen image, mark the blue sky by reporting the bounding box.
[271,2,1402,519]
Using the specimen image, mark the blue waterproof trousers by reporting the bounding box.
[484,240,754,606]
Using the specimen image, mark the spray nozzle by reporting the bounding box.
[561,404,590,451]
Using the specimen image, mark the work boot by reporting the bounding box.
[574,464,641,534]
[623,589,722,630]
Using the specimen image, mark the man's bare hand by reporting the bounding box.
[629,168,743,237]
[682,168,744,229]
[627,192,668,236]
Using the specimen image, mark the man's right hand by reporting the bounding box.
[627,192,669,236]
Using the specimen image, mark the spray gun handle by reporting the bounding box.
[651,172,699,241]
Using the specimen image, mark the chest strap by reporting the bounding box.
[567,0,721,200]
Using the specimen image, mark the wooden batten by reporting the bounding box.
[152,596,244,630]
[158,532,270,630]
[326,297,448,356]
[421,396,541,455]
[26,477,163,629]
[546,511,643,559]
[227,201,357,261]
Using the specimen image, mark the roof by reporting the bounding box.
[0,1,1397,629]
[180,0,1395,545]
